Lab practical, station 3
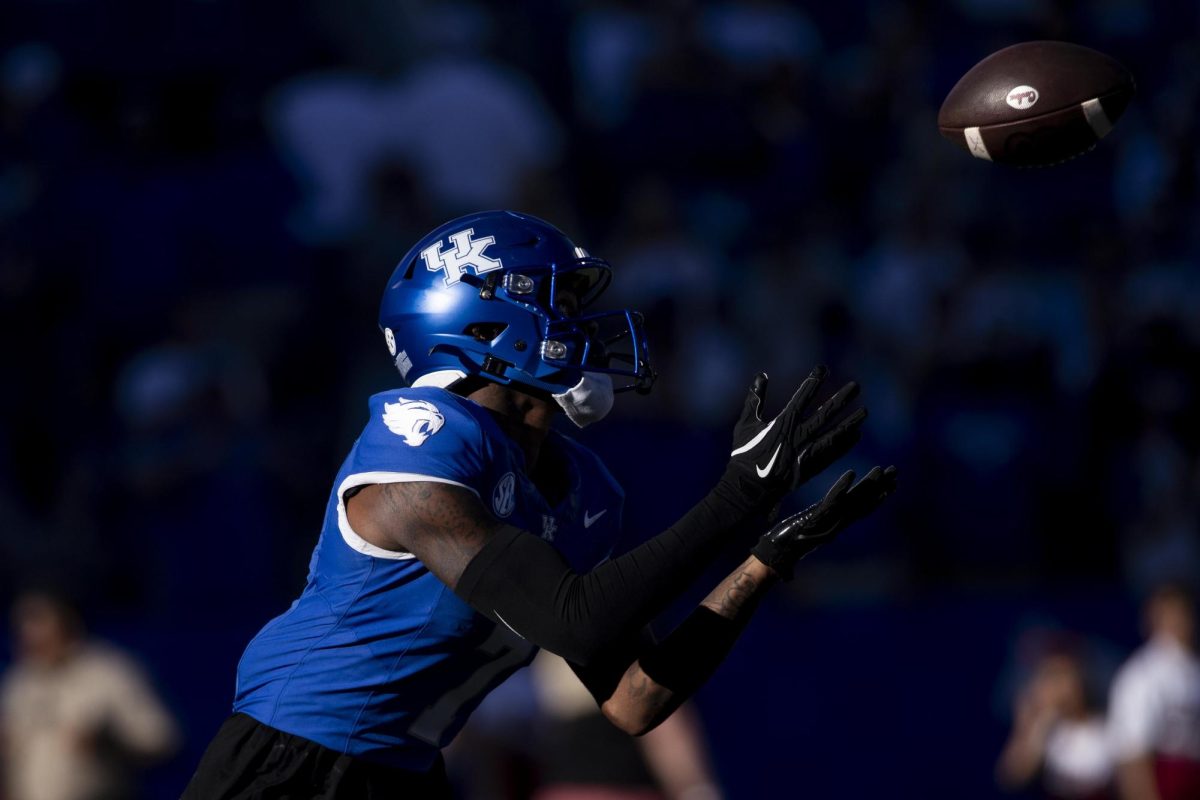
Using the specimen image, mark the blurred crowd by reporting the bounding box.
[1,0,1199,797]
[997,584,1200,800]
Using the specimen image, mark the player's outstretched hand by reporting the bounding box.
[723,367,867,511]
[750,466,898,580]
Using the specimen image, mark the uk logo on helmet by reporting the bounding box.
[382,399,445,446]
[420,228,504,287]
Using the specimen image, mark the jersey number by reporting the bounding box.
[408,624,536,746]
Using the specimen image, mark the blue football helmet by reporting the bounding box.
[379,211,655,395]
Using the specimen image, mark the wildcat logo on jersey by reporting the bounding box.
[382,399,445,446]
[541,515,557,542]
[420,228,503,287]
[492,472,516,517]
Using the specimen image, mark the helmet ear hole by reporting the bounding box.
[463,322,508,342]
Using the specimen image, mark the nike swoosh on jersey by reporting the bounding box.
[756,443,783,478]
[583,509,607,528]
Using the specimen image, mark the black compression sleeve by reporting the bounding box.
[566,628,652,704]
[638,608,742,696]
[565,609,744,705]
[454,482,751,666]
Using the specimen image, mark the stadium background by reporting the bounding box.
[0,0,1197,797]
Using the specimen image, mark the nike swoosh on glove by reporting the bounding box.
[751,465,898,580]
[721,366,868,512]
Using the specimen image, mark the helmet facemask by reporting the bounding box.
[482,258,656,394]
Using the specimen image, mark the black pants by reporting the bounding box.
[182,714,453,799]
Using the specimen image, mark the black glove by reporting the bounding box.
[721,366,867,512]
[751,466,898,580]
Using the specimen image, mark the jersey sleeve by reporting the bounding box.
[342,389,489,498]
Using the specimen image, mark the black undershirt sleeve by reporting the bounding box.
[454,481,753,667]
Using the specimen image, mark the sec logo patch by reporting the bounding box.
[492,472,516,518]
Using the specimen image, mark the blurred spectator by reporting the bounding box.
[997,645,1114,799]
[0,590,179,800]
[530,652,722,800]
[1108,584,1200,800]
[271,2,561,241]
[271,57,562,240]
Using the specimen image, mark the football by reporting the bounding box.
[938,41,1135,166]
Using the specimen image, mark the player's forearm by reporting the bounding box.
[456,491,768,666]
[602,557,775,735]
[699,555,776,619]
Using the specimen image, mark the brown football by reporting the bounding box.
[938,41,1135,167]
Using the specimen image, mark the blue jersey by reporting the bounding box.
[233,387,623,770]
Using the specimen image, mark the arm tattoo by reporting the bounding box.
[380,480,431,516]
[620,661,674,723]
[376,482,502,589]
[701,564,767,621]
[607,559,773,731]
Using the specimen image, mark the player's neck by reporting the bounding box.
[465,382,556,468]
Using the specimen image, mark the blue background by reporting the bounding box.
[0,0,1197,797]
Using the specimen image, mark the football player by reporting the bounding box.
[184,211,896,798]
